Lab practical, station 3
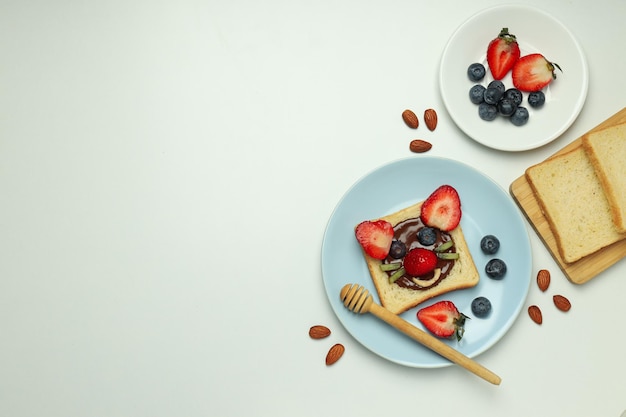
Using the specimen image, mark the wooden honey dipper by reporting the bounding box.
[340,283,501,385]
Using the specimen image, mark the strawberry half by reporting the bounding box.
[403,248,437,277]
[486,27,520,80]
[420,185,462,232]
[417,300,468,341]
[512,53,561,92]
[355,220,394,260]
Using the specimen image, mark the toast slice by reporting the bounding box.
[360,201,479,315]
[582,124,626,233]
[525,147,626,264]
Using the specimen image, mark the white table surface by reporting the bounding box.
[2,1,625,416]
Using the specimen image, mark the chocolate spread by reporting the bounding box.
[382,217,456,291]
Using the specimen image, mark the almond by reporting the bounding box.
[325,343,345,366]
[553,295,571,312]
[424,109,438,131]
[309,325,331,339]
[528,305,542,325]
[402,109,419,129]
[536,269,550,292]
[409,139,432,153]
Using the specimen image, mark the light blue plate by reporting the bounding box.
[321,157,532,368]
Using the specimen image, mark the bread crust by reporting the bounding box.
[360,201,479,315]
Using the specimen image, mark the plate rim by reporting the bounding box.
[439,3,589,152]
[321,156,532,368]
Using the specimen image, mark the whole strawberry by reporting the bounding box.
[512,53,561,92]
[355,220,394,260]
[417,300,468,341]
[486,27,520,80]
[403,248,437,277]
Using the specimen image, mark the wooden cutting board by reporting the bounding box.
[510,107,626,284]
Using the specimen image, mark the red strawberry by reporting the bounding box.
[403,248,437,277]
[486,27,520,80]
[355,220,394,260]
[512,53,561,92]
[420,185,462,232]
[417,300,468,341]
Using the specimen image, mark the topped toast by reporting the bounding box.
[354,185,479,315]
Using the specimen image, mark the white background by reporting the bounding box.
[1,1,625,416]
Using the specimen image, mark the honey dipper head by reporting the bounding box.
[340,284,373,314]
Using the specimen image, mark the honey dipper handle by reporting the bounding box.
[369,303,501,385]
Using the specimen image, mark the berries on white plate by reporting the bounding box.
[512,53,561,92]
[486,27,520,80]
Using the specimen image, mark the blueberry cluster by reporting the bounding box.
[467,62,545,126]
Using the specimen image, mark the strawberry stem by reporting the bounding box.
[498,27,517,43]
[454,313,469,342]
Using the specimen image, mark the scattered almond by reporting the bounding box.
[536,269,551,292]
[325,343,345,366]
[309,325,331,339]
[528,305,542,325]
[409,139,432,153]
[553,295,571,312]
[402,109,419,129]
[424,109,438,131]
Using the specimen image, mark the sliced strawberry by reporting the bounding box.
[512,53,561,92]
[486,27,520,80]
[420,185,462,232]
[403,248,437,277]
[355,220,394,260]
[417,300,468,341]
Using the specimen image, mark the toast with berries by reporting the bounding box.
[355,187,479,315]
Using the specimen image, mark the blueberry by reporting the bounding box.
[483,87,503,105]
[478,103,498,121]
[497,98,517,117]
[467,63,486,82]
[504,88,523,106]
[389,240,406,259]
[471,296,492,318]
[417,227,437,246]
[510,106,529,126]
[487,80,505,93]
[480,235,500,254]
[485,259,507,279]
[528,91,545,108]
[469,84,486,104]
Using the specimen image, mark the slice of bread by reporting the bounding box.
[582,124,626,233]
[360,201,479,315]
[525,147,626,264]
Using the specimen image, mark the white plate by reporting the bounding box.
[321,157,532,368]
[439,4,588,151]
